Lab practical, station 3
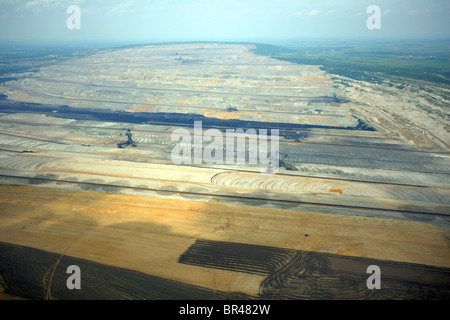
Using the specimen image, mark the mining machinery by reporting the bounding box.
[117,129,136,148]
[279,154,298,171]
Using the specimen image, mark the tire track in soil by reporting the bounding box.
[178,239,450,300]
[0,241,252,300]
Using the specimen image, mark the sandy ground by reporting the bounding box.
[1,183,448,298]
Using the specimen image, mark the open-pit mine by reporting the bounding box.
[0,43,449,300]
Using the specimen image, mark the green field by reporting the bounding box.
[252,40,450,85]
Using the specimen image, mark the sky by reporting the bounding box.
[0,0,449,44]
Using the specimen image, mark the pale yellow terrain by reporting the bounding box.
[0,184,448,298]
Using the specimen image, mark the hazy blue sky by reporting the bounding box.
[0,0,449,43]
